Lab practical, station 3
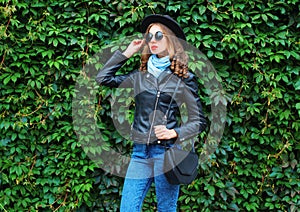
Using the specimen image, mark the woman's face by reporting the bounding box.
[147,25,168,57]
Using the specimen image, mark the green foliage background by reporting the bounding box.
[0,0,299,211]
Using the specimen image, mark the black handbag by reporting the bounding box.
[164,142,199,185]
[161,78,199,185]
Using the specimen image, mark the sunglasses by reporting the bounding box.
[145,31,164,43]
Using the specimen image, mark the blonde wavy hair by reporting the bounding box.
[139,23,189,78]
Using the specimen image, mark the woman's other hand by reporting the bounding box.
[154,125,178,140]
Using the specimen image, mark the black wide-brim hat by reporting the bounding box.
[140,14,186,42]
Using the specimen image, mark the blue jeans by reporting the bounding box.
[120,144,180,212]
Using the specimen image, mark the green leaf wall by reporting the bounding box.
[0,0,299,211]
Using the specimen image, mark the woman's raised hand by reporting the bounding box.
[123,39,145,58]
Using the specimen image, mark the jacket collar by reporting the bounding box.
[157,68,174,83]
[145,67,175,87]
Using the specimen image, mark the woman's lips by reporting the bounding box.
[151,45,158,51]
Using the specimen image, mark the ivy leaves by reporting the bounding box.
[0,0,299,211]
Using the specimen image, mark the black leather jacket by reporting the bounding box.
[96,50,206,144]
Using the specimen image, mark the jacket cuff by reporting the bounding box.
[115,50,129,60]
[173,127,181,141]
[173,127,200,143]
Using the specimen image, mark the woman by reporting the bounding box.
[96,14,206,212]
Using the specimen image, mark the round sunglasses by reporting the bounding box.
[144,31,164,43]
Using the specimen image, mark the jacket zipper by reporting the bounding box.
[146,74,174,145]
[147,90,161,145]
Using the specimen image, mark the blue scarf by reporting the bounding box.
[147,54,171,78]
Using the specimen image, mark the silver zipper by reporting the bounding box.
[147,90,160,145]
[146,74,173,145]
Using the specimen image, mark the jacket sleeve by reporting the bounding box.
[173,73,207,142]
[95,50,134,88]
